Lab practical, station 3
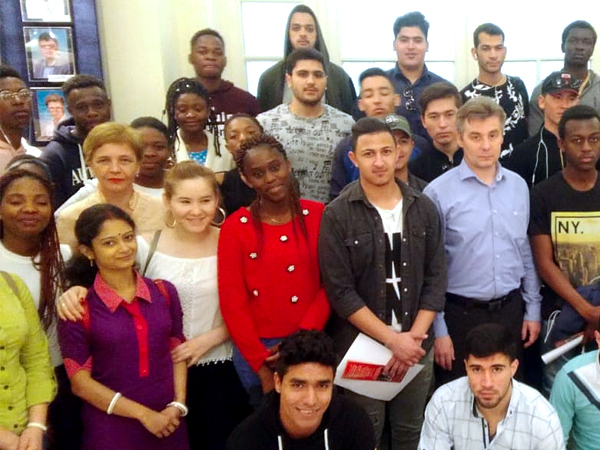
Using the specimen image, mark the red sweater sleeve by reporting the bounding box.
[218,212,270,373]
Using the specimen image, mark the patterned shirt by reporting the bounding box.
[460,76,529,156]
[257,104,353,203]
[419,377,564,450]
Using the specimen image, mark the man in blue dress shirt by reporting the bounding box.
[424,96,542,385]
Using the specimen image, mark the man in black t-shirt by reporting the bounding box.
[529,104,600,394]
[460,23,529,156]
[226,330,376,450]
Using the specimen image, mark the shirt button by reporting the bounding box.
[496,255,500,259]
[402,262,407,266]
[405,312,408,315]
[253,290,259,297]
[291,296,299,303]
[403,288,408,292]
[8,406,13,410]
[0,366,4,371]
[3,386,8,390]
[0,346,4,350]
[287,265,295,272]
[493,210,497,214]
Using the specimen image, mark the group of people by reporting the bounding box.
[1,6,600,450]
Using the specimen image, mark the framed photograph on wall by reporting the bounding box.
[23,26,75,82]
[20,0,71,23]
[32,88,68,142]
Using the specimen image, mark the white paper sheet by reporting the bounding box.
[334,333,424,401]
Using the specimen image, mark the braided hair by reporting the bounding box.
[164,77,221,159]
[236,133,307,243]
[0,169,66,330]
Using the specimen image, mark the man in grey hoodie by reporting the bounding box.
[256,4,356,115]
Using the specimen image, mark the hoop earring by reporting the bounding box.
[212,207,226,227]
[165,210,177,228]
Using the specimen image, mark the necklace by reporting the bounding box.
[262,214,290,224]
[0,125,18,151]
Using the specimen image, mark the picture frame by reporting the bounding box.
[23,26,75,82]
[32,87,68,142]
[20,0,71,23]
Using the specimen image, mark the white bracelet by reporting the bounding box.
[167,401,188,417]
[26,422,48,432]
[107,392,122,415]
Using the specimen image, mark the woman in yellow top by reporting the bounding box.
[0,273,56,450]
[56,123,165,250]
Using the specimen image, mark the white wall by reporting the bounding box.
[96,0,600,122]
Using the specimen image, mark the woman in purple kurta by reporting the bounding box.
[58,203,189,450]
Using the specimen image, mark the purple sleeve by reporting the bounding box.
[58,304,93,378]
[159,280,186,348]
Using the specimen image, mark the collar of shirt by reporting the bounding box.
[94,271,152,312]
[347,177,420,209]
[390,62,433,86]
[471,379,520,424]
[458,159,505,185]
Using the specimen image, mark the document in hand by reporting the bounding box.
[334,333,423,401]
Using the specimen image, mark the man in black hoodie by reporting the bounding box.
[256,4,356,115]
[226,330,376,450]
[40,74,111,207]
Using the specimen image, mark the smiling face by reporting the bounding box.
[465,352,518,410]
[393,130,414,172]
[174,93,209,133]
[393,26,428,72]
[288,12,317,50]
[0,77,32,130]
[349,131,398,189]
[286,59,327,107]
[560,117,600,171]
[240,145,292,204]
[88,143,139,197]
[165,177,218,235]
[189,34,227,80]
[275,362,334,439]
[82,218,137,272]
[0,176,52,240]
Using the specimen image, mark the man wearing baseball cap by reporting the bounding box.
[504,71,580,188]
[385,114,428,192]
[329,68,426,200]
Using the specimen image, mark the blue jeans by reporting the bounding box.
[232,337,283,409]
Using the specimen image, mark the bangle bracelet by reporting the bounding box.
[107,392,122,415]
[167,401,188,417]
[27,422,48,432]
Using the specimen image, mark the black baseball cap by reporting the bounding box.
[541,71,581,95]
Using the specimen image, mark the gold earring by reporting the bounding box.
[212,207,226,227]
[165,210,177,228]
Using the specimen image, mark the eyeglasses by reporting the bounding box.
[0,89,33,103]
[403,87,416,111]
